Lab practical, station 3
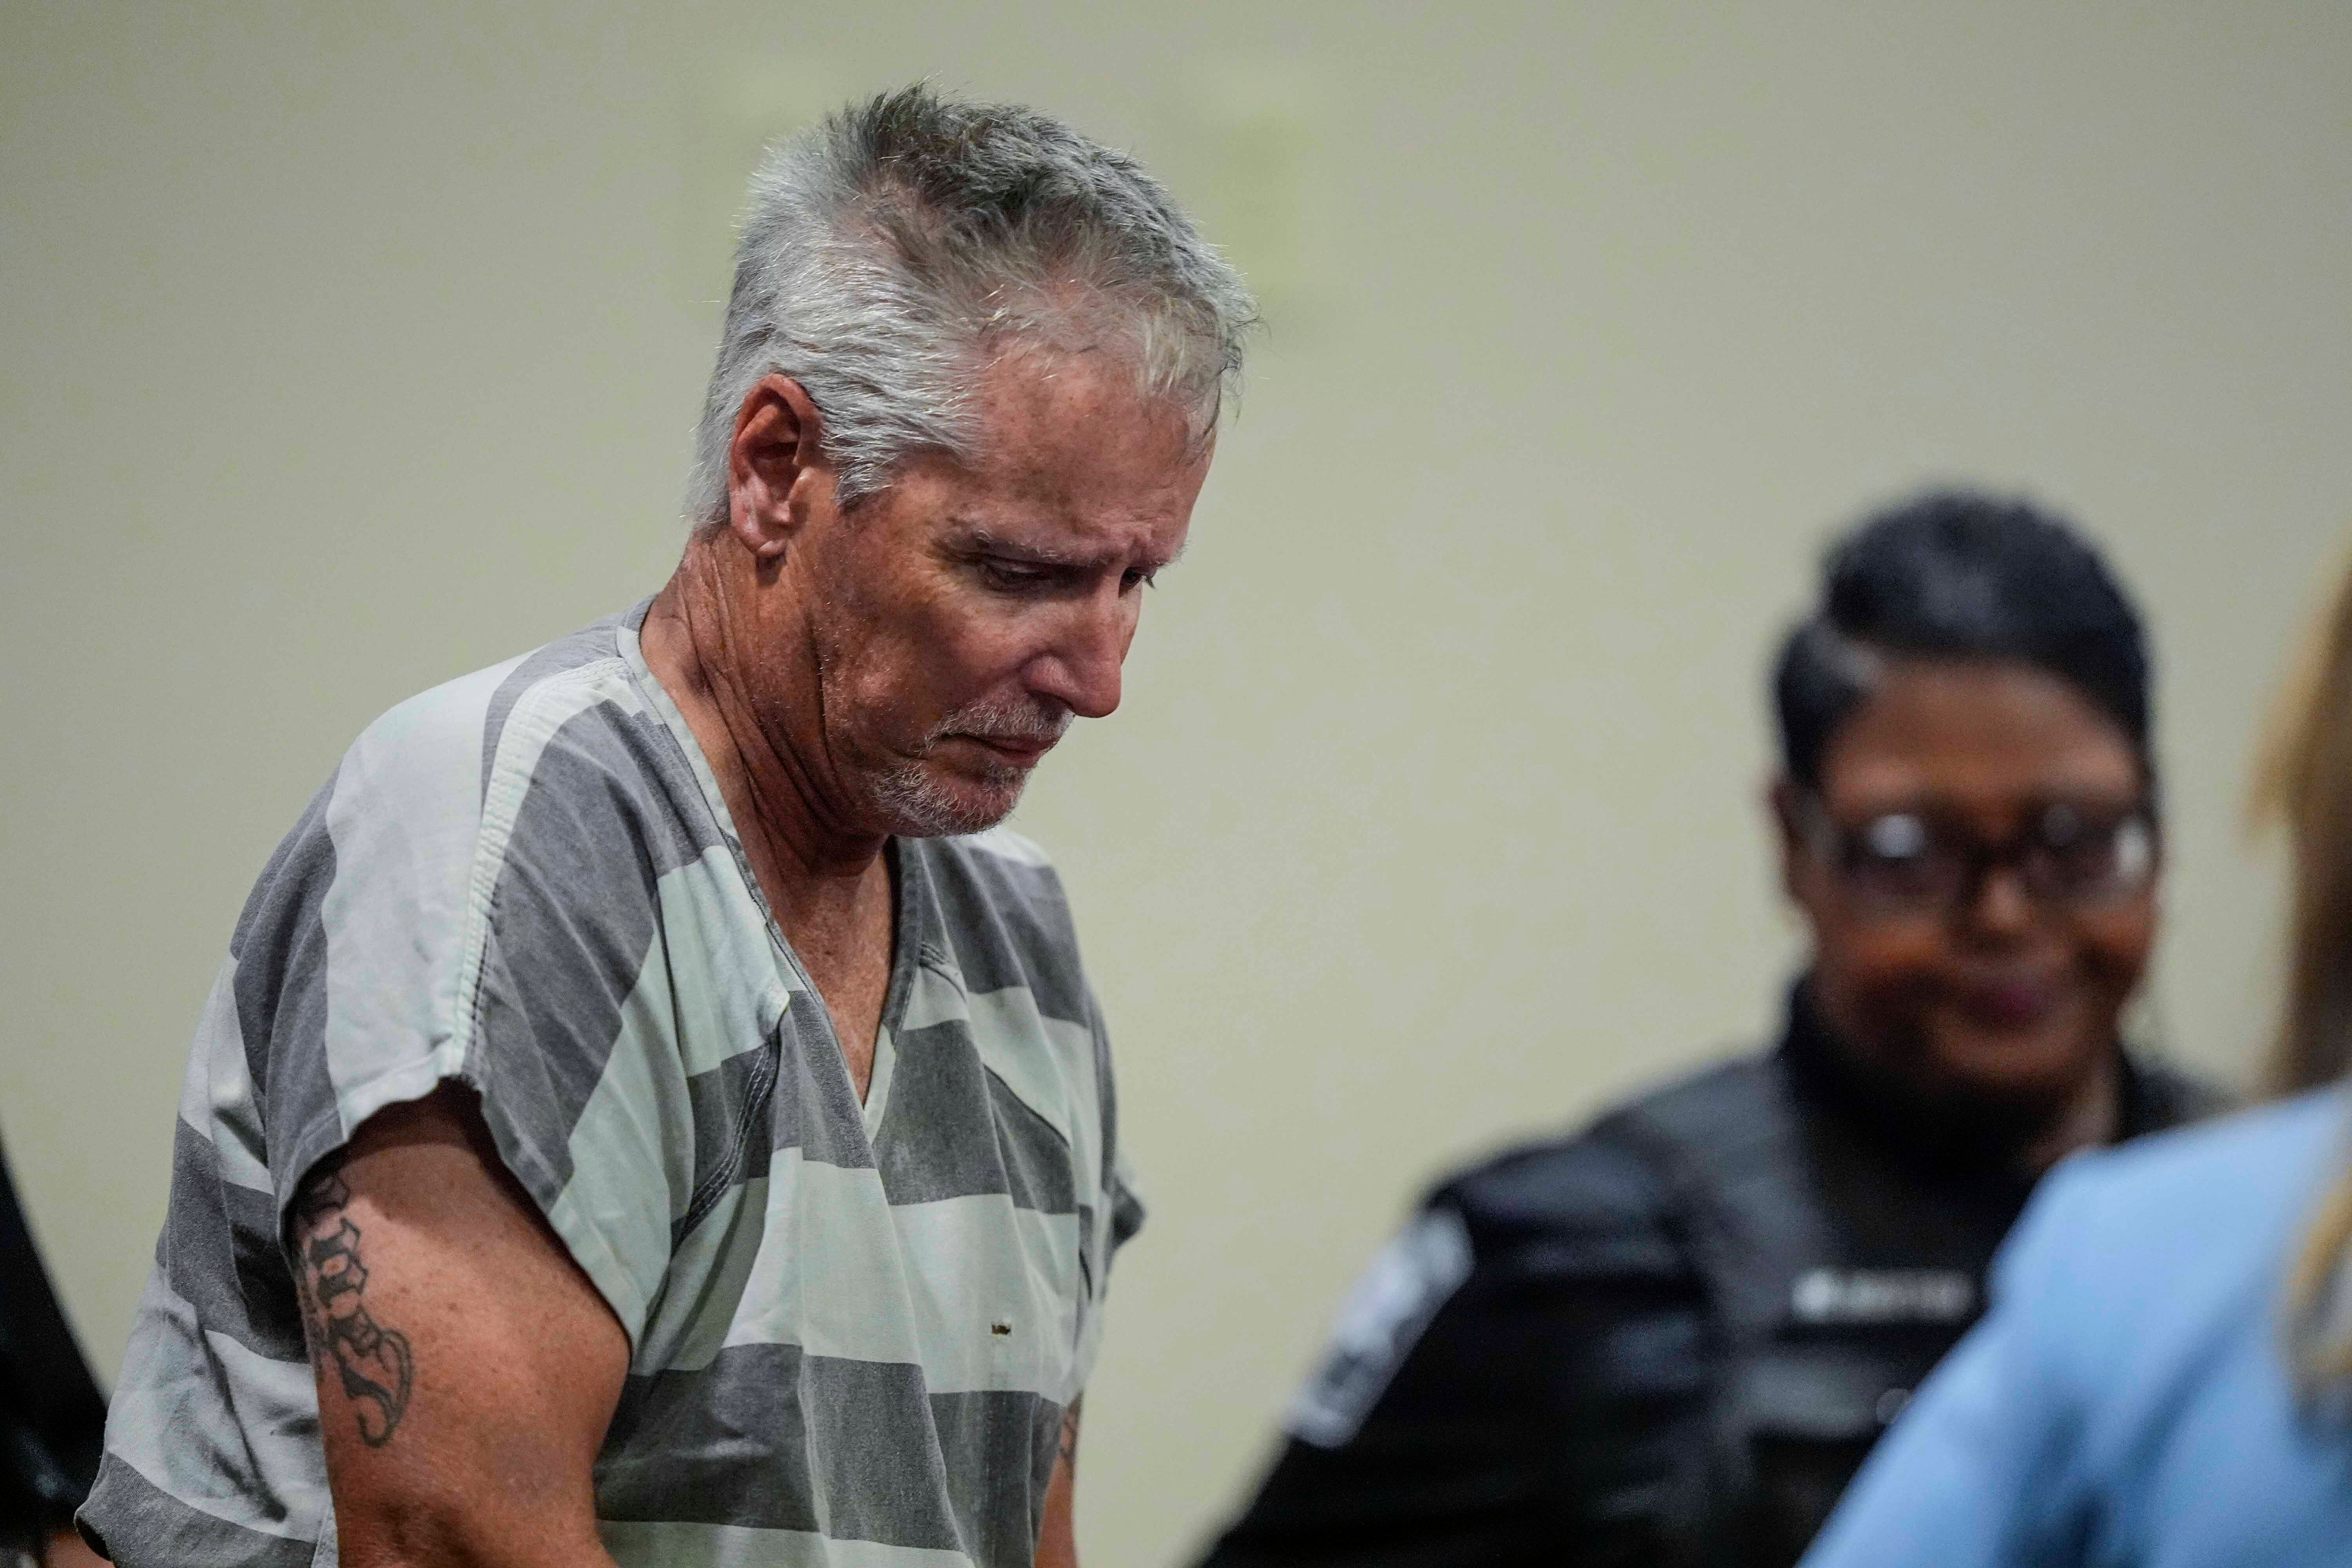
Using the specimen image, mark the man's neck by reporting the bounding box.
[638,538,897,1094]
[640,537,885,884]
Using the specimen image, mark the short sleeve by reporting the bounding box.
[249,664,517,1230]
[251,654,748,1355]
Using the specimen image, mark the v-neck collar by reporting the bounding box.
[858,840,929,1134]
[616,598,924,1120]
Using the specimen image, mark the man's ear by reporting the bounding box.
[726,375,830,563]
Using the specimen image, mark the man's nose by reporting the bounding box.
[1027,597,1130,720]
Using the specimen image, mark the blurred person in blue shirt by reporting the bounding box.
[1802,542,2352,1568]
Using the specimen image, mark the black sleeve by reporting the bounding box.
[1198,1141,1708,1568]
[0,1134,109,1544]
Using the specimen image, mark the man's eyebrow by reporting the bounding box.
[952,522,1185,572]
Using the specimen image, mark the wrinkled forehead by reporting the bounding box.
[931,346,1209,538]
[975,338,1207,464]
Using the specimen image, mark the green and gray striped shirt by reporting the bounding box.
[83,603,1143,1568]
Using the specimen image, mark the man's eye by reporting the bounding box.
[980,559,1051,590]
[1122,567,1158,592]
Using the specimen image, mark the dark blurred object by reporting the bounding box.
[0,1132,107,1560]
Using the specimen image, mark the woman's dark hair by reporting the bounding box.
[1772,489,2152,789]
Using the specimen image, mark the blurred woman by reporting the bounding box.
[1801,544,2352,1567]
[1198,491,2220,1568]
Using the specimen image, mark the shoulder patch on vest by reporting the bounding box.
[1286,1207,1475,1449]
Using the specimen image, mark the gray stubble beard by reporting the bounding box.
[872,755,1031,837]
[869,691,1070,837]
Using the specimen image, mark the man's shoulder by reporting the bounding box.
[341,611,644,796]
[904,827,1084,991]
[321,608,711,876]
[234,608,692,973]
[916,823,1065,885]
[920,822,1067,887]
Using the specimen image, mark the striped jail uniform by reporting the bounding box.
[82,604,1143,1568]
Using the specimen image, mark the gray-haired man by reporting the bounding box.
[83,87,1255,1568]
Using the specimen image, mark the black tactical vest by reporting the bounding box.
[1587,1002,2219,1567]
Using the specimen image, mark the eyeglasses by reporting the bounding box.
[1797,795,2157,918]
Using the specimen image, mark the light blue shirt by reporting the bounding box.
[1803,1085,2352,1568]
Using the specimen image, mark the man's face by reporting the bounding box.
[773,349,1210,837]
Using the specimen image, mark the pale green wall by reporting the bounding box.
[5,3,2350,1561]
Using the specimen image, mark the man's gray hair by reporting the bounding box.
[685,85,1258,521]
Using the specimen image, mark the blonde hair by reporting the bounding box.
[2259,548,2352,1400]
[2252,550,2352,1093]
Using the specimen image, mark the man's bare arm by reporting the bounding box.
[290,1083,630,1568]
[1036,1396,1080,1568]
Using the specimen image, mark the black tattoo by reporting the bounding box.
[291,1172,415,1447]
[1058,1396,1082,1475]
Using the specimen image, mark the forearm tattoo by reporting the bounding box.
[1058,1396,1081,1475]
[291,1171,415,1447]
